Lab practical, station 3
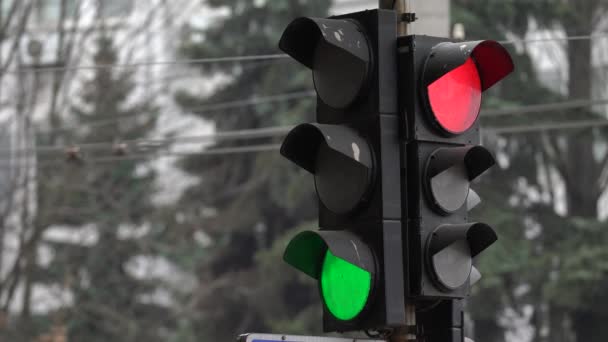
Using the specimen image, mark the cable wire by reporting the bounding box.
[499,33,608,45]
[5,95,608,156]
[6,143,283,168]
[63,96,608,150]
[7,54,290,75]
[0,125,294,156]
[6,34,607,75]
[77,143,281,164]
[484,98,608,117]
[487,119,608,134]
[38,91,608,137]
[18,117,608,168]
[37,90,315,135]
[4,116,608,167]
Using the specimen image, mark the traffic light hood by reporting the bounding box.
[424,146,496,214]
[425,223,498,291]
[423,40,514,92]
[280,123,373,174]
[279,17,372,109]
[426,146,496,182]
[427,223,497,258]
[283,230,375,279]
[278,17,370,70]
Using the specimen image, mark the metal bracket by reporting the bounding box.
[401,12,418,23]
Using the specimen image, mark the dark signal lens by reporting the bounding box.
[427,58,482,134]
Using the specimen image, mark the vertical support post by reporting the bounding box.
[379,0,411,36]
[389,304,417,342]
[394,0,410,36]
[418,300,465,342]
[381,1,414,340]
[406,304,417,339]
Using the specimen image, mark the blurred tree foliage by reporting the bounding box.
[33,36,169,342]
[454,1,608,341]
[172,1,331,340]
[166,1,608,341]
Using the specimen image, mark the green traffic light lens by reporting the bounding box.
[320,250,372,321]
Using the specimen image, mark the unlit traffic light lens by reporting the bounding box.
[427,58,482,134]
[314,143,371,215]
[320,250,371,321]
[313,41,370,109]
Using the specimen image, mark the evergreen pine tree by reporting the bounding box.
[172,1,331,340]
[39,36,170,342]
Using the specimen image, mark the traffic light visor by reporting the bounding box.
[283,230,375,278]
[426,223,498,291]
[283,231,375,321]
[427,57,481,134]
[281,124,374,215]
[424,146,496,214]
[422,40,514,134]
[279,17,371,109]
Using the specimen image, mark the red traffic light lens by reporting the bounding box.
[427,58,482,135]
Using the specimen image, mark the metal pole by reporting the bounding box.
[394,0,410,36]
[390,305,417,342]
[389,310,417,341]
[379,0,411,36]
[379,1,415,340]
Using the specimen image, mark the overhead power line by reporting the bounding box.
[487,119,608,134]
[38,90,315,135]
[4,97,608,157]
[145,125,293,145]
[38,91,607,137]
[0,125,294,157]
[0,143,282,168]
[7,34,607,75]
[8,54,290,75]
[499,33,608,45]
[4,117,608,167]
[70,143,282,164]
[484,98,608,117]
[16,118,608,168]
[181,90,316,113]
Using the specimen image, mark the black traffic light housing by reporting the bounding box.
[278,8,514,335]
[398,35,513,300]
[279,10,407,333]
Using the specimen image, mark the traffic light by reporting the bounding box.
[278,10,406,332]
[397,36,514,299]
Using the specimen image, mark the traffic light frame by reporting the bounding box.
[277,8,514,335]
[398,35,513,300]
[279,10,407,333]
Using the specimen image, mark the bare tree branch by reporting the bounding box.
[0,2,33,73]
